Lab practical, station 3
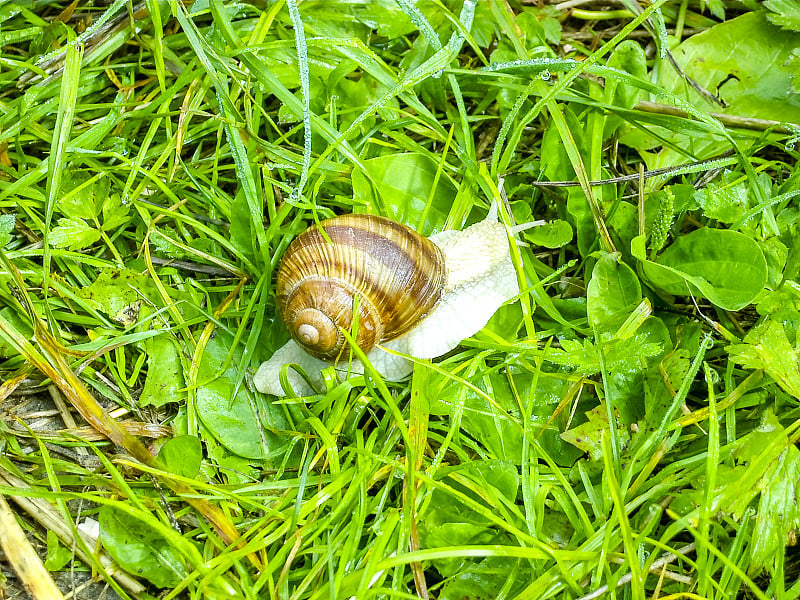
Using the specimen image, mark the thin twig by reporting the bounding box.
[533,150,736,187]
[636,100,799,134]
[19,2,152,87]
[551,0,600,10]
[577,543,697,600]
[148,256,237,276]
[563,27,706,41]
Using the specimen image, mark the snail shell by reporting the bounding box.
[254,207,522,397]
[276,214,447,360]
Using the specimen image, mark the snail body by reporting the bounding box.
[254,207,521,397]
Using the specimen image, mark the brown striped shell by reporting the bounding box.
[276,214,447,361]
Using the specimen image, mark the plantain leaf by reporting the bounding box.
[99,506,189,588]
[633,228,767,311]
[158,435,203,479]
[196,332,294,461]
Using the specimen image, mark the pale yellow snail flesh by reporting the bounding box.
[253,206,520,396]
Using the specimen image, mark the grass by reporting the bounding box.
[1,1,800,599]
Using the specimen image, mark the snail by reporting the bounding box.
[253,205,524,396]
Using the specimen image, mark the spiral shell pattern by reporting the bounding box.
[276,214,447,361]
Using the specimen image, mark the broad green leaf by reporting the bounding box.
[608,200,640,252]
[352,153,458,234]
[356,0,416,38]
[157,435,203,479]
[418,462,520,576]
[525,219,573,248]
[474,460,519,503]
[625,11,800,167]
[200,431,263,485]
[440,558,530,600]
[470,0,497,47]
[48,217,101,251]
[438,368,584,468]
[732,411,788,465]
[44,530,71,571]
[196,332,293,461]
[329,74,389,131]
[99,506,189,588]
[604,39,647,137]
[666,11,800,122]
[755,282,800,343]
[760,237,789,288]
[606,316,672,425]
[429,371,524,462]
[57,173,104,220]
[140,336,186,408]
[541,111,581,182]
[605,40,647,110]
[643,349,691,428]
[725,412,792,519]
[150,227,187,259]
[634,228,767,311]
[587,252,642,331]
[515,10,555,49]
